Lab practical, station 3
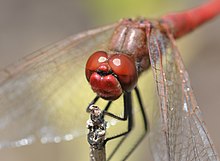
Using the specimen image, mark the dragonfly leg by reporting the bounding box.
[86,95,100,112]
[134,87,148,131]
[87,86,148,142]
[104,91,133,143]
[106,87,149,160]
[120,87,149,159]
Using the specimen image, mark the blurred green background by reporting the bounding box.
[0,0,219,160]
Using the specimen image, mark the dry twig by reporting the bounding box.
[87,105,107,161]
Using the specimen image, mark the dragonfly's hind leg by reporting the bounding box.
[134,87,148,132]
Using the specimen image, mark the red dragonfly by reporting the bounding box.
[0,0,220,161]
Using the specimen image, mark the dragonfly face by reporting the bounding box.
[85,51,138,100]
[85,19,151,100]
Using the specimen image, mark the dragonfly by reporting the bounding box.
[0,0,220,161]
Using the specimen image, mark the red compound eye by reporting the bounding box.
[85,51,108,81]
[109,54,138,91]
[85,51,138,101]
[85,51,123,100]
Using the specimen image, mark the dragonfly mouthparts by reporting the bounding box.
[97,69,113,76]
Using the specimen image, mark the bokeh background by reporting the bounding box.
[0,0,219,160]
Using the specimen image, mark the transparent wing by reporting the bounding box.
[147,27,219,161]
[0,24,116,148]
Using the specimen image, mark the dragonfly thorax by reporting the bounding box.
[108,19,151,74]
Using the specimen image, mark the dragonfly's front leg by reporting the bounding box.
[104,92,133,143]
[86,95,100,113]
[86,93,132,143]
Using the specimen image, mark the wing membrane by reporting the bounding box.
[0,24,116,148]
[147,27,219,161]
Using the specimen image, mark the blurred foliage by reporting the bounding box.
[86,0,189,24]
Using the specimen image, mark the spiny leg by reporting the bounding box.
[107,87,149,161]
[121,87,148,160]
[104,91,133,143]
[134,87,148,131]
[86,89,148,160]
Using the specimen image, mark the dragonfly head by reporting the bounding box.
[85,51,138,100]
